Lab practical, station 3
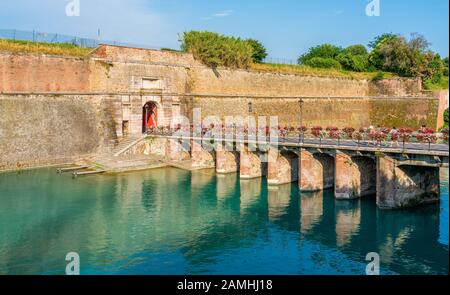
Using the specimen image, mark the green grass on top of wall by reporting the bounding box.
[0,39,91,57]
[251,62,397,80]
[423,76,449,90]
[3,39,440,84]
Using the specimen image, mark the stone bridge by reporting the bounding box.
[129,135,449,210]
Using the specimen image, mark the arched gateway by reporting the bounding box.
[142,101,158,133]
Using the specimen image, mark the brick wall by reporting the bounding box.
[189,67,370,97]
[0,53,90,92]
[369,77,423,96]
[184,96,438,129]
[0,46,442,171]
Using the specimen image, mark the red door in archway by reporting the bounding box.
[143,102,158,133]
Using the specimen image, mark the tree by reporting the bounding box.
[368,33,447,82]
[298,44,342,65]
[408,33,430,52]
[422,53,445,83]
[368,33,397,49]
[343,44,369,56]
[336,45,369,72]
[368,35,412,76]
[246,39,267,63]
[443,57,449,76]
[444,108,449,129]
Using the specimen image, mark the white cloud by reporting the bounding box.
[203,9,233,20]
[213,10,233,17]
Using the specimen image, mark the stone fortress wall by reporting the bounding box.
[0,44,445,171]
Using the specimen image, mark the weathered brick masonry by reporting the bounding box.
[0,45,445,170]
[0,53,90,92]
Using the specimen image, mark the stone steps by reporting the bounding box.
[112,136,142,154]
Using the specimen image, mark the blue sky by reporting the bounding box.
[0,0,448,59]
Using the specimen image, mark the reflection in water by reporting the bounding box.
[379,227,414,266]
[268,184,291,221]
[240,178,262,214]
[191,169,216,191]
[335,199,362,247]
[0,167,448,275]
[300,190,324,234]
[216,173,238,201]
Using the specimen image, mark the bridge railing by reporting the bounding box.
[145,125,449,150]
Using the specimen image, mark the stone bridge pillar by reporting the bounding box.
[166,138,190,162]
[335,151,376,199]
[377,155,440,209]
[267,148,299,185]
[299,150,334,191]
[216,143,240,174]
[191,140,216,168]
[240,144,267,179]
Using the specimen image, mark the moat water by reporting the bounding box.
[0,167,448,275]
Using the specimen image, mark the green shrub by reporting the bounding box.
[443,57,449,76]
[371,71,385,81]
[180,31,253,69]
[336,45,369,72]
[444,108,449,129]
[161,48,180,52]
[298,44,342,65]
[343,44,369,56]
[337,53,369,72]
[305,57,342,69]
[246,39,267,63]
[423,75,449,90]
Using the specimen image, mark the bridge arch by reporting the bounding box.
[240,144,268,179]
[377,156,440,209]
[191,140,216,169]
[335,152,377,199]
[351,155,377,197]
[300,150,335,191]
[216,143,240,174]
[267,149,299,185]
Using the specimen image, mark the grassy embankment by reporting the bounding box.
[423,76,449,90]
[251,62,397,80]
[0,39,91,57]
[1,39,448,87]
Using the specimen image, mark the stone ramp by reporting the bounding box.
[112,135,147,157]
[84,135,215,173]
[89,152,210,173]
[88,153,167,173]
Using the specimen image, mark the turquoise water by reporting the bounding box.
[0,167,448,275]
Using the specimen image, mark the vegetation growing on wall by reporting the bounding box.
[178,30,446,88]
[180,31,395,79]
[251,63,395,80]
[298,33,449,89]
[443,108,449,129]
[0,39,91,57]
[298,44,342,68]
[336,45,370,72]
[246,39,267,63]
[180,31,254,68]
